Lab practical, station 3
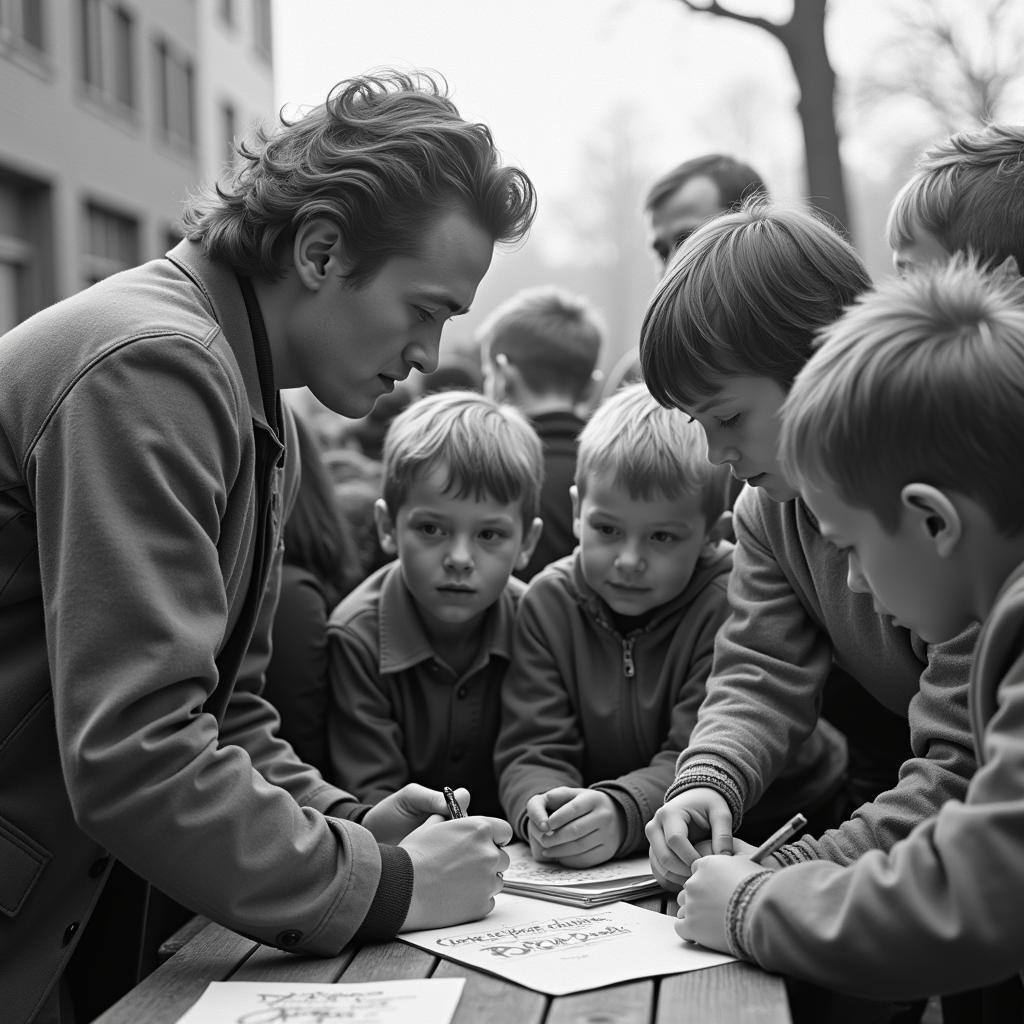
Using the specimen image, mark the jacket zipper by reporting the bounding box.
[622,637,636,678]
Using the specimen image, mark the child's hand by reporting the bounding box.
[674,853,766,953]
[645,788,734,892]
[525,787,624,868]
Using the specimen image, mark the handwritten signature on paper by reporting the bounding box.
[436,913,632,959]
[236,989,414,1024]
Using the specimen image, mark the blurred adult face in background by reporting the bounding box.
[647,176,725,269]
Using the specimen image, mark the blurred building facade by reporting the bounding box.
[0,0,275,334]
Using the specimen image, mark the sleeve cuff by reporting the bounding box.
[725,868,773,961]
[352,844,414,943]
[665,759,745,830]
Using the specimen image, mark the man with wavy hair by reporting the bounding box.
[0,70,536,1024]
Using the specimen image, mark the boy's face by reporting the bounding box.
[892,225,951,277]
[375,465,541,639]
[680,376,797,502]
[803,481,971,644]
[282,209,494,418]
[572,472,715,617]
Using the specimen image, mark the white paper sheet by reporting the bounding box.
[399,893,736,996]
[172,978,465,1024]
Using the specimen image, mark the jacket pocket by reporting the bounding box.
[0,814,50,917]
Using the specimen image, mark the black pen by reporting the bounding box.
[750,813,807,864]
[443,786,465,820]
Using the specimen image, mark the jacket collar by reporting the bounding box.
[377,561,520,675]
[165,239,276,437]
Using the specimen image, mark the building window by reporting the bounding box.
[0,0,46,56]
[79,0,135,112]
[220,100,237,167]
[83,200,138,284]
[155,36,196,153]
[0,170,52,329]
[253,0,272,64]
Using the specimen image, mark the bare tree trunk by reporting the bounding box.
[675,0,852,238]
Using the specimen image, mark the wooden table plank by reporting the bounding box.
[340,939,437,981]
[433,957,549,1024]
[91,921,256,1024]
[231,941,356,983]
[656,961,790,1024]
[546,978,656,1024]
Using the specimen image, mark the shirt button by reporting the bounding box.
[62,922,80,946]
[88,856,111,878]
[456,685,468,699]
[277,929,302,947]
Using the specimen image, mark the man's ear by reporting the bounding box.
[901,483,961,557]
[292,218,345,291]
[570,485,582,540]
[373,498,398,555]
[515,517,545,571]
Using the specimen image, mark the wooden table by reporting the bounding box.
[93,893,792,1024]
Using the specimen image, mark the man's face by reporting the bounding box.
[891,224,951,277]
[572,472,713,617]
[376,465,539,640]
[803,481,972,644]
[680,375,797,502]
[648,175,724,268]
[285,209,494,418]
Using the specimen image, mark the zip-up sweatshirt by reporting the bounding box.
[495,545,846,855]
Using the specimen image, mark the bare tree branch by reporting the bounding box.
[675,0,785,41]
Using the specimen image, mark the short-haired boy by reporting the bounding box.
[326,390,543,819]
[888,122,1024,277]
[494,383,841,868]
[678,257,1024,1013]
[641,201,977,894]
[477,285,604,580]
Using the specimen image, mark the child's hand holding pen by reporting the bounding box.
[673,813,806,954]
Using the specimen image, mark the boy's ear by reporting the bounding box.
[901,483,961,557]
[569,485,582,540]
[515,517,545,571]
[292,218,346,291]
[991,254,1021,284]
[577,368,604,410]
[373,498,399,556]
[493,353,526,404]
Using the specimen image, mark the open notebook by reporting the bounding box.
[501,842,663,906]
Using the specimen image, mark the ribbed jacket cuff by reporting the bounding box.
[665,760,745,830]
[767,842,812,867]
[725,868,773,961]
[353,844,414,943]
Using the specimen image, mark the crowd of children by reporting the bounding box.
[4,64,1024,1022]
[283,120,1024,1022]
